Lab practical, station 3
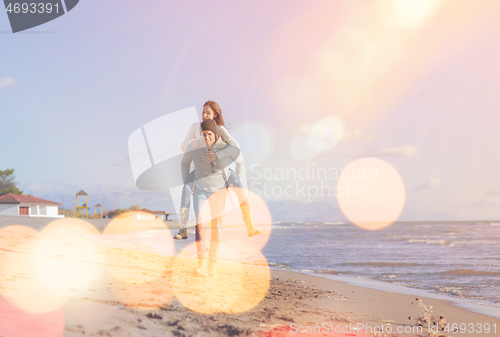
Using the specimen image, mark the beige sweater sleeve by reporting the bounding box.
[180,122,201,153]
[216,126,245,178]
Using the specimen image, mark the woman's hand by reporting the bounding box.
[191,139,199,148]
[201,152,217,164]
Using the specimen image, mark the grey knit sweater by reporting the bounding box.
[181,138,240,193]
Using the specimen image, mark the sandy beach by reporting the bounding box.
[1,216,499,337]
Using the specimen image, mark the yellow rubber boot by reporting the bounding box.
[208,258,217,278]
[240,204,262,237]
[193,257,208,277]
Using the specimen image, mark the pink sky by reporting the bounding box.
[1,0,500,220]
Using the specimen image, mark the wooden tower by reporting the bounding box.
[94,203,103,219]
[75,190,88,218]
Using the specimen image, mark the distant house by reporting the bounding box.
[141,209,178,220]
[142,209,168,221]
[118,209,168,221]
[103,208,171,221]
[0,193,64,218]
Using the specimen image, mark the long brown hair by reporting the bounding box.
[203,100,225,127]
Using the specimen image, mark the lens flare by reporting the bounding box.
[0,225,71,313]
[231,123,274,165]
[171,242,270,314]
[1,243,68,313]
[101,212,174,307]
[110,266,174,310]
[0,297,64,337]
[198,187,272,250]
[388,0,445,30]
[0,226,40,298]
[0,225,39,265]
[34,219,103,297]
[0,220,104,313]
[312,0,446,118]
[106,248,172,284]
[291,117,343,160]
[337,157,405,230]
[116,210,162,220]
[273,78,321,119]
[103,211,168,235]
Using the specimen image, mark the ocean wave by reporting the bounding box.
[443,240,498,246]
[269,262,295,270]
[272,226,294,230]
[378,274,399,278]
[408,239,452,246]
[340,262,427,267]
[272,224,329,230]
[264,220,500,309]
[440,269,500,276]
[316,270,355,275]
[438,286,464,296]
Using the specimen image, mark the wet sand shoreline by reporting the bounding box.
[1,215,499,337]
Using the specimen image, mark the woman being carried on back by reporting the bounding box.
[173,100,261,240]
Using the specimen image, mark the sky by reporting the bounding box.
[1,0,500,221]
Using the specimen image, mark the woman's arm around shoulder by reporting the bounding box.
[180,122,201,152]
[217,126,240,148]
[216,125,245,178]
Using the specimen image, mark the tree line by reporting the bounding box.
[0,169,23,196]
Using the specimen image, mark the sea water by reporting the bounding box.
[261,221,500,314]
[92,220,499,315]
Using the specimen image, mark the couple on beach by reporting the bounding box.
[173,101,261,278]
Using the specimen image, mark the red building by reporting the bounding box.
[0,193,63,218]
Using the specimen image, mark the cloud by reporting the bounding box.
[414,178,443,191]
[0,77,16,90]
[339,129,376,142]
[365,145,422,157]
[340,128,362,142]
[20,181,141,196]
[454,188,500,209]
[485,188,500,197]
[483,188,500,205]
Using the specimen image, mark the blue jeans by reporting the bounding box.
[180,168,246,208]
[193,187,225,259]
